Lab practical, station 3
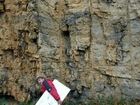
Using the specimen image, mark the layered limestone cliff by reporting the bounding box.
[0,0,140,102]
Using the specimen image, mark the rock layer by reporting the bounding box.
[0,0,140,102]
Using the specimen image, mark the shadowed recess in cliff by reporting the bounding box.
[62,30,76,69]
[0,0,5,12]
[112,18,127,62]
[78,50,86,68]
[62,30,70,58]
[100,0,115,3]
[63,30,71,52]
[62,12,90,26]
[0,95,15,100]
[18,30,28,56]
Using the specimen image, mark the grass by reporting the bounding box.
[0,97,10,105]
[0,96,139,105]
[0,96,37,105]
[86,96,137,105]
[19,100,37,105]
[62,96,140,105]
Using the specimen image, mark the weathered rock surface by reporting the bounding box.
[0,0,140,102]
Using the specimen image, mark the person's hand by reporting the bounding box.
[57,99,62,105]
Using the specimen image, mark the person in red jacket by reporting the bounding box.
[36,75,62,105]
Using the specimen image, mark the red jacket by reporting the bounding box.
[42,79,60,101]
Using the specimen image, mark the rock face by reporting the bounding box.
[0,0,140,102]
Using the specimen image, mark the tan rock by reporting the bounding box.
[0,3,4,12]
[0,0,140,103]
[27,43,37,54]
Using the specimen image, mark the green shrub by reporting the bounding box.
[0,96,139,105]
[19,99,37,105]
[0,97,10,105]
[63,96,139,105]
[88,96,138,105]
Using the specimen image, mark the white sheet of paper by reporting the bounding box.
[35,90,58,105]
[35,79,70,105]
[53,79,70,101]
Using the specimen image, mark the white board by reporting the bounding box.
[35,90,58,105]
[36,79,70,105]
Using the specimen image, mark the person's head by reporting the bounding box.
[36,75,46,85]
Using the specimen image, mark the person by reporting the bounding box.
[36,75,62,105]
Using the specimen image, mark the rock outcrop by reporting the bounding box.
[0,0,140,102]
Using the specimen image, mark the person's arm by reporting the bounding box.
[42,85,46,93]
[43,80,52,92]
[47,79,61,101]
